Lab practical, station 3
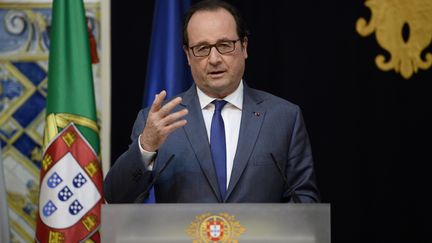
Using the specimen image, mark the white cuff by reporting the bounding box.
[138,134,157,170]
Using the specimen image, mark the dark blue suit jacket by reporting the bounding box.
[104,84,320,203]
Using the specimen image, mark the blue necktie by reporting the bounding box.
[210,100,228,199]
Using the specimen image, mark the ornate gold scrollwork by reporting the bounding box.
[356,0,432,79]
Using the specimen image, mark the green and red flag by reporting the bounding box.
[35,0,103,242]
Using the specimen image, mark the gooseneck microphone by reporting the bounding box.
[134,154,175,203]
[270,153,301,203]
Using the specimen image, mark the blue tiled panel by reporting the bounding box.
[0,78,23,100]
[0,125,18,140]
[13,91,46,128]
[13,62,47,86]
[13,133,41,168]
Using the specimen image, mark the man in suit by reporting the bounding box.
[104,0,320,203]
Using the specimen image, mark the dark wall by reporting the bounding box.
[111,1,431,242]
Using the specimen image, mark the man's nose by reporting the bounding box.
[208,47,222,64]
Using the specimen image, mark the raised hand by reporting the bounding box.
[139,90,188,152]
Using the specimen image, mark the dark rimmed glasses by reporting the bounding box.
[189,39,241,57]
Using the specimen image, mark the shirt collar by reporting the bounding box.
[196,81,244,110]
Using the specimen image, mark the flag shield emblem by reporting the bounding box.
[208,221,224,240]
[36,124,102,242]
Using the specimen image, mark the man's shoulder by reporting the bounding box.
[246,86,300,111]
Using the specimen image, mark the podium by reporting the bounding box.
[101,204,330,243]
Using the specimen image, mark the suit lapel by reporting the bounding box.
[226,86,265,200]
[181,86,222,201]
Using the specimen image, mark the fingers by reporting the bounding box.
[161,108,189,126]
[149,90,183,118]
[153,108,188,136]
[140,108,188,152]
[150,90,167,112]
[141,91,188,151]
[164,119,188,134]
[159,97,182,117]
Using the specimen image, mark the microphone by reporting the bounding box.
[270,153,300,203]
[134,154,175,203]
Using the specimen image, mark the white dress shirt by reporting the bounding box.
[197,81,243,188]
[139,81,244,188]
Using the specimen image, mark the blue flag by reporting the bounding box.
[143,0,193,203]
[143,0,193,107]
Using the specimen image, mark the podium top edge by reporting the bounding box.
[103,203,331,208]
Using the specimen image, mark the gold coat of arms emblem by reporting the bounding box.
[186,212,246,243]
[356,0,432,79]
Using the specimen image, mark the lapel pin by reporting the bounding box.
[253,112,260,117]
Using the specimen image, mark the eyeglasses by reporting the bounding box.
[189,39,240,57]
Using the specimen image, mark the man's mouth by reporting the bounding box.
[208,70,225,78]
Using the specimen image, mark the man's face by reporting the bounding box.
[184,9,248,98]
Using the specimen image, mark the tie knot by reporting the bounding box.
[212,100,227,112]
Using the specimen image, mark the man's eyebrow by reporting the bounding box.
[190,38,235,47]
[190,41,211,47]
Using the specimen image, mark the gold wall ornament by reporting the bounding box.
[356,0,432,79]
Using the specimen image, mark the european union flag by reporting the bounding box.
[143,0,193,107]
[143,0,193,203]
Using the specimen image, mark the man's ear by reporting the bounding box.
[242,37,248,59]
[183,45,191,65]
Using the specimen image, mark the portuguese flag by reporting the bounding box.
[35,0,103,242]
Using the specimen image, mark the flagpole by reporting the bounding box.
[0,147,11,243]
